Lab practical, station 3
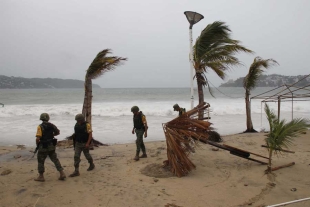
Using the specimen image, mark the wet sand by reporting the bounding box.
[0,132,310,207]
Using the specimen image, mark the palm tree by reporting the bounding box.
[264,103,309,173]
[243,57,278,132]
[193,21,253,119]
[82,49,127,124]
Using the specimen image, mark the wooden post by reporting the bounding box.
[271,162,295,171]
[278,96,281,119]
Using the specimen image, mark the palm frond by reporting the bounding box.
[163,102,216,177]
[194,21,231,59]
[86,49,127,79]
[193,21,253,99]
[243,57,278,90]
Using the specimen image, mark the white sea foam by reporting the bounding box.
[1,98,309,118]
[1,88,309,146]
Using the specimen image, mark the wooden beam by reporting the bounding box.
[271,162,295,171]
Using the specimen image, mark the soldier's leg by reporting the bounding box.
[37,151,48,174]
[139,130,147,158]
[48,150,66,180]
[82,144,95,171]
[140,138,146,154]
[69,143,82,177]
[134,130,143,161]
[35,151,47,182]
[48,150,64,172]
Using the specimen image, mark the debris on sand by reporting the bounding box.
[1,169,12,176]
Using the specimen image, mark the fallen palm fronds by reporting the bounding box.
[163,102,215,177]
[57,135,107,148]
[163,102,269,177]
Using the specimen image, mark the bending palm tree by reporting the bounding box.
[193,21,253,118]
[243,57,278,132]
[82,49,127,124]
[264,103,309,173]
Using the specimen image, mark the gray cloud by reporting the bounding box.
[1,0,309,88]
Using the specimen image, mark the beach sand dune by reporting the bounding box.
[0,132,309,207]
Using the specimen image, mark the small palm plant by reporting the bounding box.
[243,57,278,132]
[82,49,127,124]
[264,103,309,173]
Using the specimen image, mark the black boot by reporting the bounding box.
[139,152,147,158]
[134,151,139,161]
[69,170,80,177]
[87,163,95,171]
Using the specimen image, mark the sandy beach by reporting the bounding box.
[0,131,309,207]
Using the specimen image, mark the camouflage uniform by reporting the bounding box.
[69,114,95,176]
[35,113,66,181]
[135,129,146,154]
[131,106,148,161]
[37,143,63,173]
[173,104,186,116]
[74,142,93,170]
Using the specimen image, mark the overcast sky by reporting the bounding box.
[1,0,309,88]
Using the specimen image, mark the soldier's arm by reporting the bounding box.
[142,115,148,138]
[36,126,42,144]
[53,125,60,136]
[85,123,93,148]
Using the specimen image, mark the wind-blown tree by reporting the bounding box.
[243,57,278,132]
[82,49,127,124]
[264,103,309,173]
[193,21,253,118]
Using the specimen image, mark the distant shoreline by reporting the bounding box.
[0,75,101,89]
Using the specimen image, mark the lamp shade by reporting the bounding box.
[184,11,204,28]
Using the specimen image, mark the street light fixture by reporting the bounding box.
[184,11,204,109]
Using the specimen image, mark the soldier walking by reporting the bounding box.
[131,106,148,161]
[69,114,95,177]
[34,113,66,182]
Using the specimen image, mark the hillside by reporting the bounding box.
[220,74,310,87]
[0,75,101,89]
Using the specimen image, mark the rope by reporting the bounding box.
[207,80,244,99]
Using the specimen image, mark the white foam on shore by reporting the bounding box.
[1,99,309,118]
[1,109,308,147]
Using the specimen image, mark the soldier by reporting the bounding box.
[131,106,148,161]
[69,114,95,177]
[173,104,186,116]
[34,113,66,182]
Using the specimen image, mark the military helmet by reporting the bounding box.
[40,113,50,121]
[173,104,179,111]
[131,106,139,112]
[75,114,85,121]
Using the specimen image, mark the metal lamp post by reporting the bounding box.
[184,11,204,109]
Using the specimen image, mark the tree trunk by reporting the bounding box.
[244,90,257,132]
[196,73,204,120]
[82,77,92,125]
[267,149,273,173]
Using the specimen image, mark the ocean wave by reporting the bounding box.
[0,99,309,118]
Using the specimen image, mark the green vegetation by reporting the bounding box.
[82,49,127,124]
[243,57,278,132]
[193,21,252,118]
[264,103,309,173]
